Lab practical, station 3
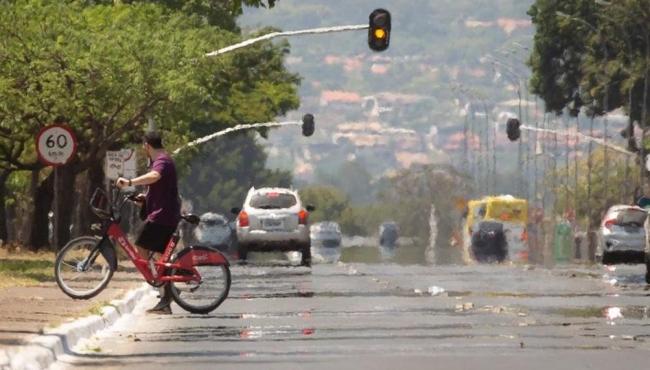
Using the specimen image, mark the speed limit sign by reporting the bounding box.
[36,125,77,166]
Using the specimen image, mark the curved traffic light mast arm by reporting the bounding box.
[172,120,301,155]
[517,124,633,156]
[205,25,369,58]
[172,114,315,155]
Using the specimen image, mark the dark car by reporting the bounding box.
[471,220,508,263]
[379,222,399,248]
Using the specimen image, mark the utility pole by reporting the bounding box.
[574,114,580,224]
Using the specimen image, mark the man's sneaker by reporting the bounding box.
[146,299,172,315]
[146,304,172,315]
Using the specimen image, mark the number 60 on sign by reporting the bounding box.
[36,125,77,166]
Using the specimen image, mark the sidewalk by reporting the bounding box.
[0,269,143,353]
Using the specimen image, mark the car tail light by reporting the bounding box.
[603,219,616,229]
[298,209,308,225]
[238,211,249,227]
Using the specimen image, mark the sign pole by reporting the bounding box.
[35,124,77,249]
[53,166,59,249]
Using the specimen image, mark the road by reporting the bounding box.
[54,256,650,370]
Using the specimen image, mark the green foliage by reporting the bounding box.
[550,148,640,227]
[0,1,229,172]
[179,132,292,215]
[0,1,299,170]
[0,0,301,246]
[82,0,277,30]
[337,203,393,236]
[528,0,650,124]
[298,185,349,222]
[0,258,55,288]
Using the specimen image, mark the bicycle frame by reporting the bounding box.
[89,188,229,286]
[104,221,199,284]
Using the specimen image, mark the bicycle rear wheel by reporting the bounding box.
[55,236,115,300]
[169,246,231,314]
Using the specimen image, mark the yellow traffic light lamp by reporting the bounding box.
[368,9,391,52]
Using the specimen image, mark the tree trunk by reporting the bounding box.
[29,170,53,251]
[76,163,104,236]
[0,171,9,243]
[53,164,76,249]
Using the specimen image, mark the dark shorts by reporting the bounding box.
[135,222,176,253]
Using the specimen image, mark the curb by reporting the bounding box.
[0,284,150,370]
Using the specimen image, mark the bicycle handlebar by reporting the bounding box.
[96,183,197,225]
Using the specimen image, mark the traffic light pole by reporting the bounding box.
[172,120,302,155]
[518,124,633,156]
[205,25,369,58]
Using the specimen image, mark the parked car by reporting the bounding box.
[310,221,342,249]
[193,212,236,255]
[232,187,314,266]
[379,222,399,248]
[378,222,399,259]
[471,220,508,263]
[598,205,647,265]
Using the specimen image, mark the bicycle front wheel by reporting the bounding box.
[55,236,115,300]
[169,246,231,314]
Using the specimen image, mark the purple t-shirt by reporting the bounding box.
[145,153,180,226]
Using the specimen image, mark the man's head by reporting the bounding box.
[143,131,163,158]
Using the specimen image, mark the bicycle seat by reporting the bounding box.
[181,214,200,225]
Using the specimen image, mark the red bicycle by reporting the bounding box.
[54,187,231,314]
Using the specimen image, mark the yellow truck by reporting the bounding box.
[462,195,529,263]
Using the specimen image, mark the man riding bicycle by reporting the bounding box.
[116,131,180,315]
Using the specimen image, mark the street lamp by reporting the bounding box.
[482,55,527,198]
[452,83,492,196]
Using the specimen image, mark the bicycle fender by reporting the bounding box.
[176,246,229,269]
[98,237,118,271]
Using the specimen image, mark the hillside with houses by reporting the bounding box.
[239,0,626,201]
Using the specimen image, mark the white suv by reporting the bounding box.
[232,187,314,266]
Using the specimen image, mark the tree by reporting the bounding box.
[551,148,640,227]
[377,165,471,264]
[86,0,277,31]
[178,132,292,216]
[528,0,650,129]
[0,1,299,249]
[298,185,349,222]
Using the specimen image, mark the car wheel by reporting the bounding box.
[300,244,311,267]
[602,252,612,265]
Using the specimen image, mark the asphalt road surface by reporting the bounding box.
[54,257,650,370]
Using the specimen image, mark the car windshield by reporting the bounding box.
[249,192,297,209]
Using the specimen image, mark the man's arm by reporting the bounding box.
[116,170,161,188]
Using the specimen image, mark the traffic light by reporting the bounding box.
[368,9,391,52]
[302,113,315,137]
[506,118,521,142]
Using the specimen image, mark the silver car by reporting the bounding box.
[232,187,313,266]
[310,221,343,263]
[193,212,236,255]
[597,205,647,264]
[310,221,342,249]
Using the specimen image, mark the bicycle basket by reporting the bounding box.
[90,188,111,220]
